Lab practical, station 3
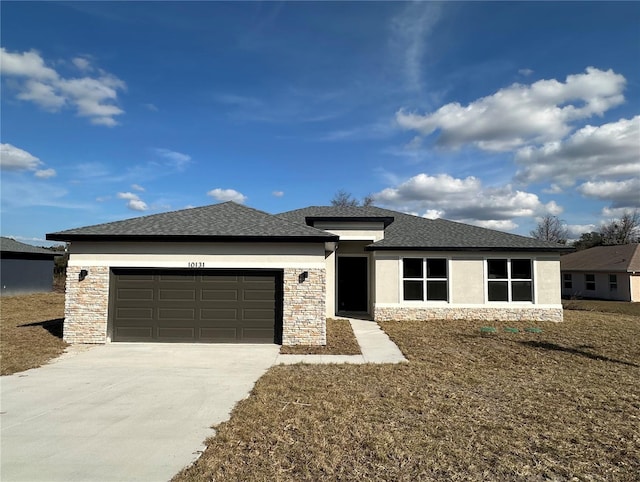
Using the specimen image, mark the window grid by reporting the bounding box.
[402,258,448,302]
[486,258,533,302]
[585,274,596,291]
[563,273,573,289]
[609,274,617,291]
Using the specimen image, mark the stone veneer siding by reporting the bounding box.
[374,306,563,323]
[282,268,326,346]
[64,265,110,343]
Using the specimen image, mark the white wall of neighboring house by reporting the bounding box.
[562,271,633,301]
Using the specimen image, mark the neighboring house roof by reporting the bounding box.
[560,243,640,273]
[0,237,61,258]
[278,206,570,252]
[47,202,338,242]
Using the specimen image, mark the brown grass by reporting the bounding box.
[279,318,361,355]
[0,293,67,375]
[175,311,640,481]
[563,298,640,316]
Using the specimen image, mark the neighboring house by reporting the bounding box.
[560,243,640,302]
[0,237,61,296]
[46,202,569,346]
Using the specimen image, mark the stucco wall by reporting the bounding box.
[1,258,55,296]
[313,221,385,242]
[630,274,640,302]
[372,251,563,322]
[562,271,632,301]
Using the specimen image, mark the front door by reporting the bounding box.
[337,257,368,312]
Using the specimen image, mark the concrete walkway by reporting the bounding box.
[275,317,407,365]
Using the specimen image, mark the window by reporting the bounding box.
[585,274,595,291]
[563,273,573,289]
[609,274,617,291]
[487,258,533,302]
[402,258,448,301]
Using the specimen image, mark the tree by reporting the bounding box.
[330,190,375,207]
[572,232,603,251]
[599,210,640,245]
[530,215,568,244]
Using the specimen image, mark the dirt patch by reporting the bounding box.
[175,311,640,481]
[1,293,67,375]
[280,318,361,355]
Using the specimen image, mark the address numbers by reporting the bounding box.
[187,262,205,268]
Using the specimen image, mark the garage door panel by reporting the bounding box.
[201,289,238,301]
[158,308,195,320]
[158,289,196,301]
[200,308,238,320]
[117,288,154,301]
[116,308,153,320]
[243,309,275,320]
[158,327,195,340]
[115,326,153,339]
[243,289,274,301]
[111,269,279,343]
[199,328,238,341]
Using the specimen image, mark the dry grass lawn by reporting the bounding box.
[280,319,361,355]
[175,311,640,481]
[563,298,640,316]
[0,293,67,375]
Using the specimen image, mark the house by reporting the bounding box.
[560,243,640,301]
[1,237,61,296]
[46,202,569,346]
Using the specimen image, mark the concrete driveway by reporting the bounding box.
[0,344,280,482]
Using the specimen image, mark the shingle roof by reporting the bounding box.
[278,206,570,252]
[560,244,640,273]
[1,237,61,257]
[47,202,337,242]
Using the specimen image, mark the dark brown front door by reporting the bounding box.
[110,269,281,343]
[337,257,368,312]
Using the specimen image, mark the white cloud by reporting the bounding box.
[207,188,247,204]
[577,179,640,209]
[35,168,57,179]
[373,173,561,228]
[154,148,192,170]
[0,48,58,80]
[131,184,145,192]
[389,2,442,92]
[566,224,597,238]
[0,47,126,126]
[471,219,519,231]
[518,68,534,77]
[143,103,159,112]
[515,116,640,185]
[272,190,284,197]
[396,67,626,152]
[72,57,92,71]
[0,143,43,171]
[117,191,148,211]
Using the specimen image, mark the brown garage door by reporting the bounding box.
[110,269,281,343]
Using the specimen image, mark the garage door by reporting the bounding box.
[111,269,281,343]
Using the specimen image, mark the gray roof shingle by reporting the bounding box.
[1,237,61,257]
[47,202,337,242]
[278,206,570,251]
[560,243,640,272]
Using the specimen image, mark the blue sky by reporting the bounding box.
[1,1,638,245]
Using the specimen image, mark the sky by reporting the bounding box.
[1,1,639,246]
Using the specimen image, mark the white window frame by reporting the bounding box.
[563,273,573,289]
[401,257,450,303]
[485,258,534,303]
[585,273,596,291]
